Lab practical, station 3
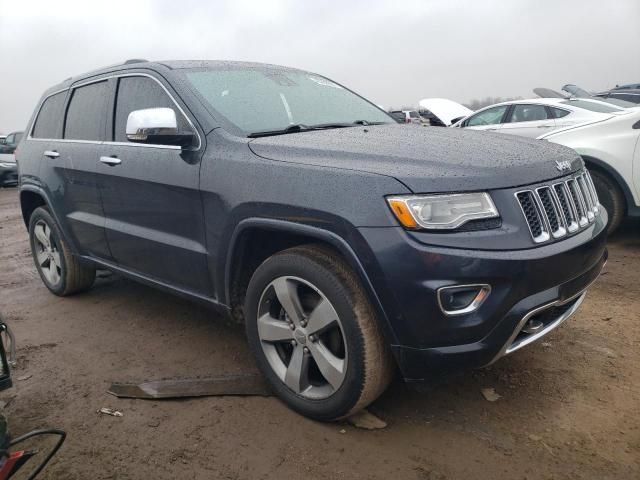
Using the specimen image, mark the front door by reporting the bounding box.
[462,105,509,133]
[97,74,211,296]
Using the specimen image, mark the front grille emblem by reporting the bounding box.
[555,160,571,172]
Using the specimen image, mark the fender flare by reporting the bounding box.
[19,185,81,254]
[224,217,399,344]
[582,155,640,216]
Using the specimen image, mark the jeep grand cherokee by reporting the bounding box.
[17,60,607,420]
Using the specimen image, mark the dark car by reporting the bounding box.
[0,131,23,154]
[17,60,607,421]
[0,153,18,187]
[595,88,640,105]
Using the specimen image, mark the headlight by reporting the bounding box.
[387,192,499,230]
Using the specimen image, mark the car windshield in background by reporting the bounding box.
[561,99,622,113]
[184,68,392,136]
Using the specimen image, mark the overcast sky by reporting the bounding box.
[1,0,639,133]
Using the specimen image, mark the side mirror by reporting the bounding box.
[126,108,194,148]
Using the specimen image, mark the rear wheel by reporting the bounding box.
[244,245,393,421]
[590,169,625,234]
[28,207,96,296]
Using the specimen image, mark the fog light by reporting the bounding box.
[437,284,491,316]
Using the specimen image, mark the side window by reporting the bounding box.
[466,105,508,127]
[5,134,14,144]
[31,91,67,139]
[64,81,109,141]
[508,104,551,123]
[113,76,191,143]
[549,107,570,119]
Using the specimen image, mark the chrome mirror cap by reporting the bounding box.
[126,108,178,142]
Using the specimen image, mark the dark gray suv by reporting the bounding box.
[18,60,607,420]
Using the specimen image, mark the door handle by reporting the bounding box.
[43,150,60,159]
[537,124,553,128]
[100,156,122,166]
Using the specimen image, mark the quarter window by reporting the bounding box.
[32,91,67,139]
[549,107,570,119]
[64,81,109,141]
[508,104,551,123]
[466,105,508,127]
[113,76,191,142]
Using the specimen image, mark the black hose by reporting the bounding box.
[8,429,66,480]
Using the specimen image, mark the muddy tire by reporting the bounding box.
[28,206,95,296]
[245,244,394,421]
[590,170,625,234]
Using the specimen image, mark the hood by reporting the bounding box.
[418,98,473,126]
[249,124,583,193]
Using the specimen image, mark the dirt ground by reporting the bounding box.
[0,187,638,480]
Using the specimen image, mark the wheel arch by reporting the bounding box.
[19,186,80,253]
[582,155,639,216]
[224,218,398,345]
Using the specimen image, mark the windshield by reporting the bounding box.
[561,99,622,113]
[184,68,392,135]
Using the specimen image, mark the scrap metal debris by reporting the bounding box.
[98,407,123,417]
[108,374,272,400]
[481,387,501,402]
[347,409,387,430]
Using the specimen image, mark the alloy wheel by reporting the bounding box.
[257,276,348,399]
[33,220,62,286]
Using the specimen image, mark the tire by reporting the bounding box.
[244,244,394,421]
[590,169,625,234]
[28,206,96,296]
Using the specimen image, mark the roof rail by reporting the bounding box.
[124,58,148,65]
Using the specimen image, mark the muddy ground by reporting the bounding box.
[0,187,638,479]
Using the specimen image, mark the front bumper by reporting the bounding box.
[356,211,608,382]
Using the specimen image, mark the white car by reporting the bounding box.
[539,111,640,233]
[418,98,473,126]
[450,98,633,138]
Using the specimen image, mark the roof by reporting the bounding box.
[41,59,307,97]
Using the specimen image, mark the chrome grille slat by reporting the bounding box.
[584,171,600,214]
[536,186,566,238]
[577,175,595,222]
[516,191,550,243]
[516,170,601,243]
[552,183,579,233]
[567,178,588,227]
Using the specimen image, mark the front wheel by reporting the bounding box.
[244,245,394,421]
[590,170,625,234]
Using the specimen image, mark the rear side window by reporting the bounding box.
[113,76,191,142]
[549,107,570,119]
[508,104,551,123]
[64,81,109,141]
[31,92,67,139]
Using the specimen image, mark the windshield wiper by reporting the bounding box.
[247,121,388,138]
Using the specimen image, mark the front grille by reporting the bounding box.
[516,170,600,243]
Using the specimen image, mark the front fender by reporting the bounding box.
[223,217,400,345]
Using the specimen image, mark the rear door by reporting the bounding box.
[97,74,210,295]
[499,104,556,138]
[54,80,112,259]
[461,105,509,132]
